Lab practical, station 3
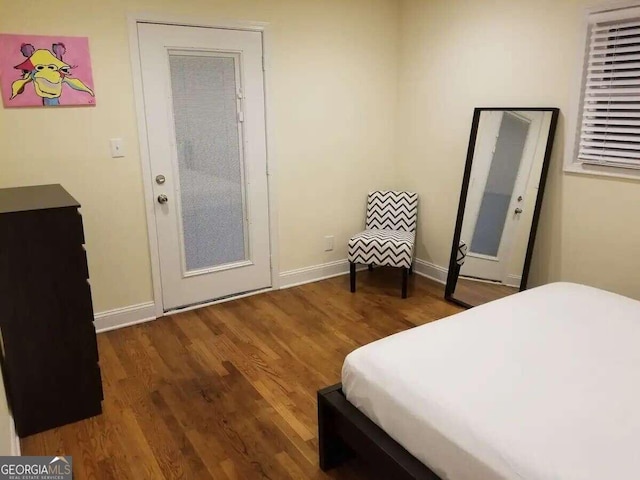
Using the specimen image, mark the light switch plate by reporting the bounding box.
[324,235,335,252]
[110,138,125,158]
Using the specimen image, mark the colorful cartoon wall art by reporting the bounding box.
[0,34,95,107]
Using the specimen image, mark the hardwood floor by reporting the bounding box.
[454,277,518,306]
[21,268,461,479]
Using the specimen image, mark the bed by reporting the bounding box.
[318,282,640,479]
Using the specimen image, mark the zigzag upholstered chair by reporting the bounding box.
[348,191,418,298]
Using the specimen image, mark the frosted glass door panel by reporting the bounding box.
[470,113,529,257]
[169,53,247,272]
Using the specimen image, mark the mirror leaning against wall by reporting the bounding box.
[445,108,560,308]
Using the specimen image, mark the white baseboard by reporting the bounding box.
[279,259,368,289]
[280,258,449,288]
[94,302,156,333]
[93,259,451,333]
[413,258,448,284]
[94,260,355,332]
[9,416,19,456]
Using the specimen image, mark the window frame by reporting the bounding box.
[565,1,640,180]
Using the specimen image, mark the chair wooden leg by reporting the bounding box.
[368,264,374,271]
[401,267,408,299]
[409,263,413,275]
[350,262,356,293]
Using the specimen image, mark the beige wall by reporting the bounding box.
[397,0,640,300]
[3,0,639,315]
[0,0,400,312]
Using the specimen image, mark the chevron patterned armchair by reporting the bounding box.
[348,191,418,298]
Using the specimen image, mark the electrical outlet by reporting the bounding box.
[324,235,334,252]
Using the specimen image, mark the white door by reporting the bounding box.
[460,111,542,283]
[138,23,271,311]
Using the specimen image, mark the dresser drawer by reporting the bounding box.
[62,320,100,363]
[36,207,86,247]
[76,245,90,279]
[70,209,85,245]
[56,278,95,326]
[0,185,102,437]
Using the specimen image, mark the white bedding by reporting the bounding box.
[342,282,640,480]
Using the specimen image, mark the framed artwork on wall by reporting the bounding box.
[0,33,95,107]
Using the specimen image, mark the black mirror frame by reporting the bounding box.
[444,107,560,309]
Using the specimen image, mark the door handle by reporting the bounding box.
[157,194,169,204]
[514,208,523,214]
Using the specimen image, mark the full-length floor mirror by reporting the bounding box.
[445,108,559,308]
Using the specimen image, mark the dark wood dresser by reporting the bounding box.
[0,184,103,437]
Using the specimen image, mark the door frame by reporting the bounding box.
[128,14,280,317]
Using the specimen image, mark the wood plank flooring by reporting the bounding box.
[454,277,518,306]
[21,268,462,479]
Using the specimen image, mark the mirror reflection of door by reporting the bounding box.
[460,111,542,285]
[447,108,558,308]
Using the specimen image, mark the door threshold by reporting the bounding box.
[164,286,273,316]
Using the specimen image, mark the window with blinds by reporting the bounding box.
[579,10,640,170]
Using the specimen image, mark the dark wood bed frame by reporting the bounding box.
[318,383,441,479]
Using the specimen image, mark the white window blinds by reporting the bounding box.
[580,11,640,169]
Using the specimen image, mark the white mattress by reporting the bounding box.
[342,282,640,480]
